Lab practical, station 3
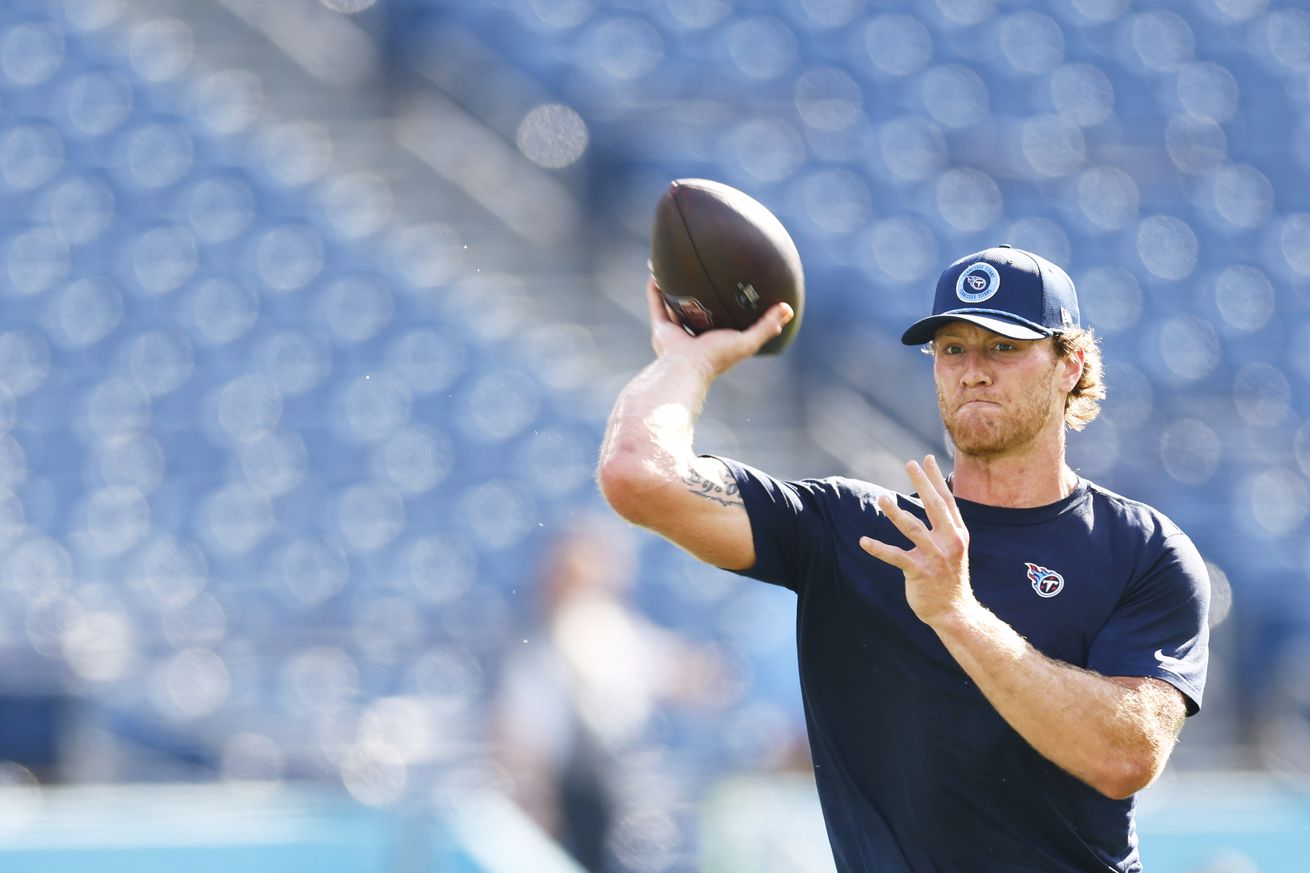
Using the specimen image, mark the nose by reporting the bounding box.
[959,349,992,387]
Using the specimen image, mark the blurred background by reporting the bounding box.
[0,0,1306,870]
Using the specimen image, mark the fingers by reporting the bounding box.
[647,277,792,338]
[907,455,965,533]
[737,301,794,354]
[906,459,948,534]
[646,276,676,326]
[923,454,965,528]
[875,492,934,551]
[859,534,909,570]
[645,276,793,365]
[905,458,969,572]
[864,457,964,569]
[764,301,795,333]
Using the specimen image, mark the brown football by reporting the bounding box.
[649,178,804,355]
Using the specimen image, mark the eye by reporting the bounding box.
[940,343,964,355]
[993,342,1018,352]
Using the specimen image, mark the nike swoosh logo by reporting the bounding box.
[1154,649,1186,668]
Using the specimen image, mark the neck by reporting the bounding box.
[949,437,1079,509]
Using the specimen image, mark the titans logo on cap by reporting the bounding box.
[956,262,1001,303]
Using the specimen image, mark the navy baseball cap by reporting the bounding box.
[900,244,1080,346]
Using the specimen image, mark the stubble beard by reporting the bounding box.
[937,371,1061,459]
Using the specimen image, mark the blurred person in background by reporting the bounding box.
[597,246,1210,872]
[492,514,729,872]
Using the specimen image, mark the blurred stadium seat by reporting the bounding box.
[0,0,599,813]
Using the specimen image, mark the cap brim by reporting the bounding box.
[900,313,1052,346]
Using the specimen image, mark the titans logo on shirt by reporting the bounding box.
[1026,562,1065,598]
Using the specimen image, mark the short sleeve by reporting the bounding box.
[708,456,840,593]
[1085,532,1211,715]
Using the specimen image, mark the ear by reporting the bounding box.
[1058,345,1084,393]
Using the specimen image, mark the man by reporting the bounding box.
[596,244,1210,872]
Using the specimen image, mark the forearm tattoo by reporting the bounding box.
[682,466,744,508]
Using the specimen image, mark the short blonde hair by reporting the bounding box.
[1053,327,1104,431]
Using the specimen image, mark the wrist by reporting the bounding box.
[930,598,1029,664]
[927,597,990,640]
[659,348,723,384]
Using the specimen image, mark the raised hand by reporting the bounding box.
[646,277,793,379]
[858,454,978,627]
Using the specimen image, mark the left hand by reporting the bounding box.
[858,455,978,628]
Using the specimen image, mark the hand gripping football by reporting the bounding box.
[649,178,804,355]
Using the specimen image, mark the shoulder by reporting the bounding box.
[809,473,898,507]
[715,457,898,513]
[1083,479,1208,584]
[1084,479,1191,541]
[706,459,905,588]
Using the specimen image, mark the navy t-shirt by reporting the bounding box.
[714,458,1210,873]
